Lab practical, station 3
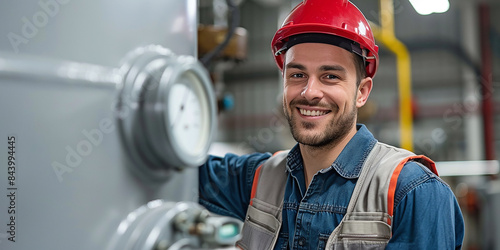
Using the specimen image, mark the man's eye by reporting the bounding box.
[325,74,339,80]
[291,73,304,78]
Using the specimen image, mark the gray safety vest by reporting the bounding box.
[236,142,437,250]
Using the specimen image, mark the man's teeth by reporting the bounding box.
[299,109,327,116]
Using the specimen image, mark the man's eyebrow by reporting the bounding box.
[319,65,346,72]
[285,62,306,71]
[285,63,347,73]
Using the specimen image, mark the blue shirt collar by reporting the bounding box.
[286,124,377,179]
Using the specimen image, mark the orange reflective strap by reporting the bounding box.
[415,155,438,175]
[249,151,285,206]
[387,155,437,225]
[249,165,263,206]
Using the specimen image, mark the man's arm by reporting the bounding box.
[388,162,465,249]
[198,152,271,221]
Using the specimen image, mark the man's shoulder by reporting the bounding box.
[394,160,451,206]
[399,160,442,184]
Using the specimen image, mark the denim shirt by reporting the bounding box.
[199,124,465,249]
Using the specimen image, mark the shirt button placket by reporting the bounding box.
[298,237,306,247]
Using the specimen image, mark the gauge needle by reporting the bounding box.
[170,86,191,129]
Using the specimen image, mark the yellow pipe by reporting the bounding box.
[370,0,414,151]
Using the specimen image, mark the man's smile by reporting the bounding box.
[296,106,332,117]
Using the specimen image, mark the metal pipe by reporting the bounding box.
[479,3,496,160]
[370,0,414,151]
[460,0,484,161]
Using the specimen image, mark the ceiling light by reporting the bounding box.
[409,0,450,15]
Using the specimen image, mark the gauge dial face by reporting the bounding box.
[167,72,210,158]
[119,47,216,177]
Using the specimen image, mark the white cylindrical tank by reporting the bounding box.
[0,1,238,249]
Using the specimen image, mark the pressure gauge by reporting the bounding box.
[167,76,209,157]
[117,46,217,180]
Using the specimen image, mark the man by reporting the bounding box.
[199,0,464,249]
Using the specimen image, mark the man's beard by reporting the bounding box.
[284,99,357,148]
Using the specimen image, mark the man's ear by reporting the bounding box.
[356,77,373,108]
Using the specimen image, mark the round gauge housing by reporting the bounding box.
[118,46,217,180]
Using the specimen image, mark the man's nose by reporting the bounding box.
[301,77,324,101]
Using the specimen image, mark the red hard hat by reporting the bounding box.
[271,0,379,78]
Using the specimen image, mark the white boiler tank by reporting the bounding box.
[0,0,239,249]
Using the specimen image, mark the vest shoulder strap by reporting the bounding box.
[236,151,288,250]
[347,142,415,219]
[249,150,289,215]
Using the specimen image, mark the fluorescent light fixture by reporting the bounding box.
[409,0,450,15]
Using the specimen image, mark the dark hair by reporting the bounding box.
[353,53,367,86]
